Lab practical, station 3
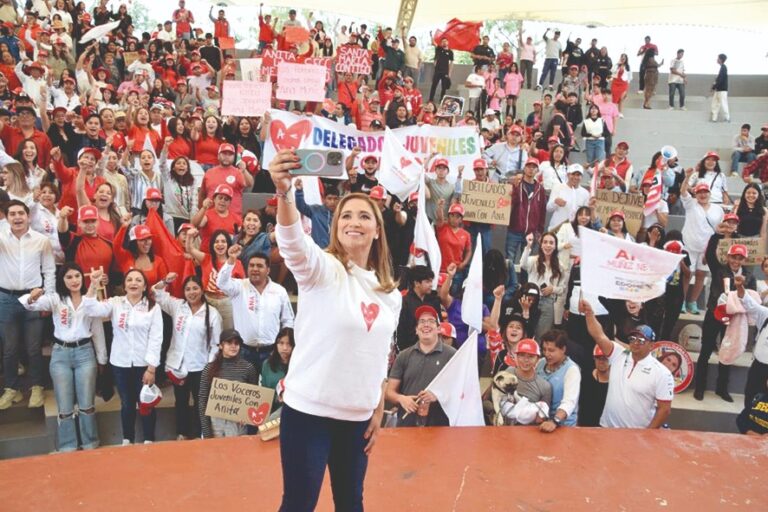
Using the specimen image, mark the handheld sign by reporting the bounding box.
[336,46,372,75]
[277,62,326,102]
[205,378,275,426]
[221,80,272,117]
[716,237,767,266]
[594,190,644,236]
[460,180,512,225]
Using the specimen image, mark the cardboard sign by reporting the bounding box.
[261,49,297,78]
[460,179,512,225]
[239,58,263,81]
[594,190,644,236]
[336,46,372,75]
[284,26,310,44]
[277,62,326,102]
[221,80,272,117]
[218,37,235,50]
[204,378,274,426]
[123,51,139,67]
[302,56,332,84]
[716,237,767,265]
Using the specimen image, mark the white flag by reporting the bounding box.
[461,234,484,333]
[426,332,484,427]
[413,172,441,289]
[378,127,423,201]
[580,227,683,302]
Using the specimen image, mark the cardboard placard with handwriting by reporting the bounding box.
[221,80,272,117]
[204,378,274,426]
[594,190,644,236]
[123,51,139,67]
[716,237,766,266]
[460,180,512,225]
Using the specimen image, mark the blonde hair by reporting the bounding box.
[2,162,31,197]
[326,193,397,293]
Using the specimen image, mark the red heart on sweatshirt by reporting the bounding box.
[361,302,380,332]
[497,197,511,208]
[400,157,412,168]
[269,119,312,152]
[247,403,270,426]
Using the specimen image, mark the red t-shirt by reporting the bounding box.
[258,16,275,43]
[194,137,223,165]
[437,224,471,272]
[62,234,114,288]
[0,125,53,168]
[200,208,240,249]
[214,19,230,38]
[201,165,246,217]
[201,254,244,298]
[96,217,116,242]
[53,159,106,223]
[128,126,162,154]
[168,136,192,159]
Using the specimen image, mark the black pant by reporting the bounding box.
[744,360,768,408]
[173,370,202,438]
[695,310,730,393]
[429,73,451,102]
[660,288,684,341]
[638,62,647,91]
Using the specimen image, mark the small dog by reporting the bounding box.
[490,370,522,426]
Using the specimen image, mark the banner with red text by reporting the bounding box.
[336,46,372,75]
[580,227,683,302]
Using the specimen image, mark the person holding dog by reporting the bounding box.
[387,305,457,427]
[269,149,402,511]
[493,339,552,426]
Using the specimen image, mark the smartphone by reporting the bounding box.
[290,149,345,177]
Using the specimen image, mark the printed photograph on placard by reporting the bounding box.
[438,95,464,117]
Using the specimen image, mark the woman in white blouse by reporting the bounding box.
[688,152,730,206]
[30,182,65,264]
[152,273,222,440]
[521,232,570,339]
[20,263,107,452]
[539,144,569,193]
[84,267,163,445]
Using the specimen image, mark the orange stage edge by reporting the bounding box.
[2,427,767,511]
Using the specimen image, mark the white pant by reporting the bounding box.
[711,91,730,121]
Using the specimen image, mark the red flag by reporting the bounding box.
[146,210,186,297]
[643,170,663,216]
[432,19,482,52]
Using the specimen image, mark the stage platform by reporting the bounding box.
[2,427,767,511]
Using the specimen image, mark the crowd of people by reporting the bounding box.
[0,0,767,481]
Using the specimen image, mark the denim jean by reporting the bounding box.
[112,365,156,442]
[279,404,370,512]
[173,370,202,439]
[211,417,246,437]
[50,343,98,452]
[539,58,559,86]
[585,139,606,166]
[0,291,45,390]
[240,345,271,380]
[731,151,756,173]
[505,231,526,294]
[668,83,685,108]
[467,222,492,257]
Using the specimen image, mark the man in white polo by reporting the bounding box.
[580,299,674,428]
[217,244,294,378]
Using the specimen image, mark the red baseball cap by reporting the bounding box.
[145,188,163,201]
[176,223,193,234]
[509,125,524,134]
[129,224,153,241]
[609,210,625,220]
[78,205,98,222]
[414,305,439,321]
[432,157,449,169]
[448,203,465,216]
[593,345,607,357]
[165,367,188,386]
[693,183,710,194]
[525,157,540,168]
[723,213,739,223]
[704,151,720,161]
[472,158,487,169]
[663,240,684,254]
[218,143,236,155]
[362,154,379,163]
[138,49,148,56]
[213,184,234,198]
[138,384,162,416]
[51,106,67,116]
[727,244,748,258]
[369,185,386,200]
[439,321,456,338]
[77,147,102,161]
[516,338,541,356]
[616,141,629,150]
[547,136,559,143]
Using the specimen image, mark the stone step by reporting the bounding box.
[669,390,743,434]
[0,418,52,459]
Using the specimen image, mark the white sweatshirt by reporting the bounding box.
[276,219,402,421]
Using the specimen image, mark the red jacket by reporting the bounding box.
[259,16,275,43]
[508,179,547,235]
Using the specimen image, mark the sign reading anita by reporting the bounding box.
[205,378,274,426]
[460,180,511,225]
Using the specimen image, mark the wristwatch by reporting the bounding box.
[552,416,563,428]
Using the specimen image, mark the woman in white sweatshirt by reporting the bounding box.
[269,149,402,511]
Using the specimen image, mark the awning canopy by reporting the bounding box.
[223,0,768,31]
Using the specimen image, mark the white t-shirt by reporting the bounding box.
[643,199,669,228]
[681,194,724,253]
[689,171,728,204]
[546,184,590,230]
[540,162,568,192]
[668,58,685,84]
[544,38,562,59]
[481,117,501,134]
[465,73,485,98]
[600,341,675,428]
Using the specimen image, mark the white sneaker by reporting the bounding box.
[144,440,153,445]
[121,439,131,446]
[637,90,644,94]
[28,385,44,408]
[619,113,624,118]
[536,85,543,90]
[668,107,675,111]
[176,434,187,441]
[680,106,687,111]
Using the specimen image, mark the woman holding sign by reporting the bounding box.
[268,149,402,511]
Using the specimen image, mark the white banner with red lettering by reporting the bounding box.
[335,46,372,75]
[262,109,482,193]
[580,227,683,302]
[378,127,424,201]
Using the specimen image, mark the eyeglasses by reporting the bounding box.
[627,335,650,345]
